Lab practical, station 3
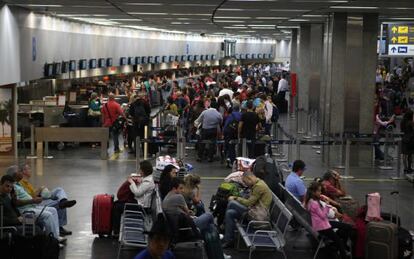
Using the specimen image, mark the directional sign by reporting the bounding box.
[388,23,414,56]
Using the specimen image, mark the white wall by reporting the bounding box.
[0,5,286,86]
[0,5,21,86]
[275,39,291,62]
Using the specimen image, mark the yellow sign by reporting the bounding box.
[392,26,398,33]
[391,37,397,43]
[398,26,409,34]
[398,36,408,44]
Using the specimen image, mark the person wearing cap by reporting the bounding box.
[101,93,124,153]
[6,166,67,244]
[18,163,76,236]
[223,103,242,167]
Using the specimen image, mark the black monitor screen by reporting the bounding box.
[79,59,87,70]
[98,58,106,68]
[141,56,147,64]
[128,57,135,65]
[89,59,97,69]
[44,64,53,77]
[107,58,113,67]
[205,55,209,61]
[162,56,167,63]
[194,55,199,61]
[211,55,216,60]
[120,57,127,66]
[169,56,174,62]
[181,55,186,61]
[148,56,153,63]
[69,60,76,71]
[154,56,160,63]
[54,63,62,75]
[200,55,204,61]
[135,57,141,64]
[61,62,69,73]
[175,55,180,61]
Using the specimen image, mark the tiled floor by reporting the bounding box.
[3,113,413,259]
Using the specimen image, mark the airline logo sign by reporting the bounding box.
[388,24,414,56]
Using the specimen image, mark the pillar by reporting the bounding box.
[298,24,311,112]
[309,24,324,113]
[290,29,298,74]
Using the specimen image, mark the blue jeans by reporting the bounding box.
[193,212,215,234]
[110,127,120,151]
[40,187,68,226]
[224,200,248,242]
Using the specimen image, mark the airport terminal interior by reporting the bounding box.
[2,0,414,259]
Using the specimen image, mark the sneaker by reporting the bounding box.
[57,236,67,244]
[219,234,224,240]
[223,254,232,259]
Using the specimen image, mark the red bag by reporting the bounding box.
[92,194,114,237]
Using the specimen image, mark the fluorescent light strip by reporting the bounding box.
[247,24,275,27]
[256,17,287,20]
[171,4,216,7]
[270,9,310,12]
[128,12,168,15]
[289,19,310,22]
[20,4,63,7]
[215,16,252,19]
[110,19,142,21]
[215,20,246,23]
[330,6,379,9]
[124,3,164,5]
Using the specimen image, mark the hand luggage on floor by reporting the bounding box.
[398,227,413,259]
[209,182,241,228]
[365,221,398,259]
[92,194,114,237]
[172,240,207,259]
[203,227,225,259]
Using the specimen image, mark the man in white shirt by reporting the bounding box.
[277,74,289,102]
[219,84,234,99]
[234,72,243,86]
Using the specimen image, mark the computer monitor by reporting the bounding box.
[257,54,262,59]
[154,56,161,64]
[79,59,87,70]
[251,54,256,59]
[187,55,193,62]
[61,62,69,73]
[69,60,76,71]
[148,56,154,63]
[135,57,141,65]
[89,59,97,69]
[200,55,204,61]
[128,57,135,65]
[162,56,168,63]
[194,55,199,61]
[246,54,251,59]
[120,57,127,66]
[169,56,175,62]
[44,63,53,77]
[141,56,147,64]
[53,63,62,75]
[205,55,209,61]
[98,58,106,68]
[211,55,216,60]
[181,55,186,62]
[106,58,113,67]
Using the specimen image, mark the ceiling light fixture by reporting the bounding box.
[329,6,379,9]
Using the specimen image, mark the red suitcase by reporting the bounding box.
[92,194,114,237]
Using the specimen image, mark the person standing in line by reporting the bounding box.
[129,92,151,154]
[401,110,414,173]
[102,93,124,153]
[238,100,260,159]
[277,74,289,102]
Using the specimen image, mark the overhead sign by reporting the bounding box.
[388,24,414,56]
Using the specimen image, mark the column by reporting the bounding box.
[290,29,298,73]
[359,14,378,134]
[298,24,311,112]
[308,24,324,113]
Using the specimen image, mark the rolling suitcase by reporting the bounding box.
[203,227,225,259]
[366,221,398,259]
[92,194,114,237]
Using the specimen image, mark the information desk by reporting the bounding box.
[35,127,109,159]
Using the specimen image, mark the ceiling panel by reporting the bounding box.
[5,0,414,39]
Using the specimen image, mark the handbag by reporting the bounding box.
[247,200,270,221]
[105,104,124,132]
[88,108,101,117]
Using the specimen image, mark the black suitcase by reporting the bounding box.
[398,227,413,259]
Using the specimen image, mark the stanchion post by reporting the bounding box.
[242,138,247,157]
[296,137,301,160]
[391,140,404,180]
[27,124,37,159]
[144,125,148,160]
[136,136,141,172]
[379,131,393,170]
[43,141,53,159]
[343,139,354,179]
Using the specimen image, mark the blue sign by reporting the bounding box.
[32,37,37,61]
[186,44,189,55]
[398,46,408,53]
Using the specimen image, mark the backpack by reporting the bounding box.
[224,113,239,139]
[271,105,279,122]
[253,156,283,198]
[132,103,149,125]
